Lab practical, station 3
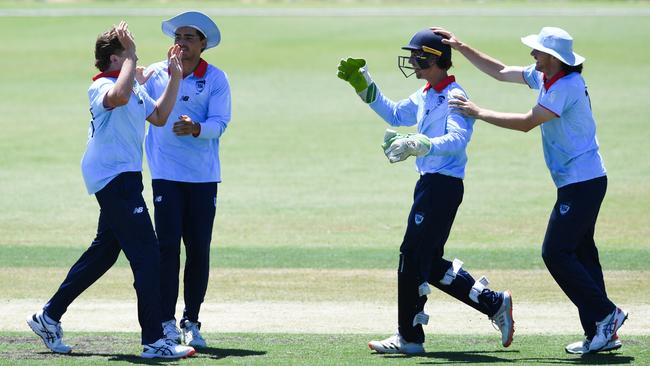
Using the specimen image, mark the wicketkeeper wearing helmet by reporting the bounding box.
[338,29,515,354]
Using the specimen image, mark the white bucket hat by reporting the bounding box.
[521,27,585,66]
[162,11,221,49]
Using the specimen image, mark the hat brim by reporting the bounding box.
[162,11,220,49]
[521,34,584,66]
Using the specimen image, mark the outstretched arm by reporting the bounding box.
[431,27,526,84]
[449,95,556,132]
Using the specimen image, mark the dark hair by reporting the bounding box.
[197,30,206,52]
[94,27,124,72]
[435,56,452,71]
[561,62,583,74]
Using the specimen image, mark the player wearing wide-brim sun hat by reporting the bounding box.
[520,26,585,66]
[141,9,232,351]
[161,10,221,49]
[435,25,628,355]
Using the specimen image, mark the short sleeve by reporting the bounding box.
[522,64,542,90]
[538,84,569,117]
[88,79,114,119]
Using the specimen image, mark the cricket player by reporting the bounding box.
[137,11,231,348]
[435,26,628,354]
[26,22,196,358]
[337,29,514,354]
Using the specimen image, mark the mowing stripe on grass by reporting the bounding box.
[2,244,649,270]
[3,268,646,304]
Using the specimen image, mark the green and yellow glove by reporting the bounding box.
[337,57,377,103]
[383,129,432,163]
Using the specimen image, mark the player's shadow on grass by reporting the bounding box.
[383,349,518,363]
[515,354,634,365]
[196,346,266,360]
[64,347,266,364]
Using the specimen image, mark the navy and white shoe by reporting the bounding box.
[368,332,425,354]
[141,338,196,359]
[162,319,181,344]
[590,307,628,352]
[181,320,207,348]
[490,290,514,347]
[565,333,622,354]
[27,310,72,354]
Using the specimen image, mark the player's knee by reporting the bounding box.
[437,258,464,285]
[541,243,565,266]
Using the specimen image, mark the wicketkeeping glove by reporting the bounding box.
[383,130,432,163]
[337,57,377,103]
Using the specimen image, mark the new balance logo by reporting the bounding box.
[133,207,144,214]
[155,196,163,203]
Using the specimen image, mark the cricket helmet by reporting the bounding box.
[399,29,452,78]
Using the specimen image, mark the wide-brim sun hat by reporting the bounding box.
[521,27,585,66]
[162,11,220,49]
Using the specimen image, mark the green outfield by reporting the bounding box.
[0,0,649,364]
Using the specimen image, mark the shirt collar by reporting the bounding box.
[170,58,208,79]
[543,70,566,90]
[92,70,120,81]
[423,75,456,93]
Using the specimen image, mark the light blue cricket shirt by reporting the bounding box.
[522,64,606,188]
[143,59,231,183]
[370,76,475,179]
[81,71,156,195]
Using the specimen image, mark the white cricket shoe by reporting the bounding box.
[141,338,196,359]
[489,290,514,347]
[590,307,628,352]
[162,319,181,344]
[181,320,207,348]
[27,310,72,354]
[565,333,622,354]
[368,332,425,354]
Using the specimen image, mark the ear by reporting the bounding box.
[109,54,120,65]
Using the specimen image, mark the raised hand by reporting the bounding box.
[337,57,377,103]
[135,66,153,85]
[337,57,370,92]
[429,27,462,50]
[115,21,136,58]
[167,44,183,80]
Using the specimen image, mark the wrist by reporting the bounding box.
[192,122,201,137]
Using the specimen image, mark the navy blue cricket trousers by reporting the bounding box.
[43,172,163,344]
[152,179,217,323]
[542,175,614,338]
[398,173,501,343]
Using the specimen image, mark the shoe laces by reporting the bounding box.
[54,323,64,339]
[183,321,203,338]
[490,311,506,332]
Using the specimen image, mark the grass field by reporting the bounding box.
[0,0,649,364]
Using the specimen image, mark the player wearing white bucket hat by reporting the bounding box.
[431,26,628,354]
[138,10,231,349]
[520,27,585,66]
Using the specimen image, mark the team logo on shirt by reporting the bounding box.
[436,95,446,107]
[196,80,205,93]
[414,212,425,225]
[559,203,571,215]
[133,206,144,214]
